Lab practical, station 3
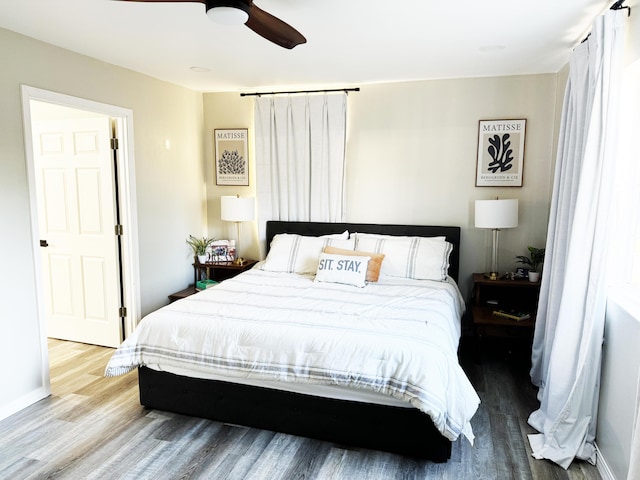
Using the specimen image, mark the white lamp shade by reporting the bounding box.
[475,199,518,229]
[221,196,255,222]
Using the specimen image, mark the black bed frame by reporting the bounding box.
[138,221,462,461]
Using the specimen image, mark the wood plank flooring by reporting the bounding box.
[0,337,601,479]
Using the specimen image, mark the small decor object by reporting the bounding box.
[515,267,529,279]
[476,119,526,187]
[215,129,249,186]
[528,271,541,282]
[515,246,545,282]
[186,235,216,264]
[228,240,237,261]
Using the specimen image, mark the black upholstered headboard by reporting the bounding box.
[265,221,461,283]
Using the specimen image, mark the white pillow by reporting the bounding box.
[262,233,355,273]
[320,230,350,239]
[315,252,370,288]
[355,233,446,242]
[355,233,451,281]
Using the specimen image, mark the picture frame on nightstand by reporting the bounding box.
[209,240,233,262]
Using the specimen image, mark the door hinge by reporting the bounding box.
[110,138,119,150]
[115,224,123,236]
[119,306,127,318]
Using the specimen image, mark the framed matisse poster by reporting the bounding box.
[476,119,526,187]
[215,128,249,186]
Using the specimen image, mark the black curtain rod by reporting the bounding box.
[610,0,631,16]
[581,1,631,43]
[240,87,360,97]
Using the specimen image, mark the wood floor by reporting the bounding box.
[0,337,601,480]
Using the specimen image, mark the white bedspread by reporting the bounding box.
[105,267,480,443]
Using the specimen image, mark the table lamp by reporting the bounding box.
[475,198,518,280]
[221,195,255,265]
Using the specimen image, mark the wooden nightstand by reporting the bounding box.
[471,273,541,359]
[168,259,258,303]
[193,259,258,285]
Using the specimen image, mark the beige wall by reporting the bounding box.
[0,28,205,418]
[203,74,560,298]
[625,0,640,66]
[203,94,259,261]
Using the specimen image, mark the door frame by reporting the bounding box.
[21,86,141,363]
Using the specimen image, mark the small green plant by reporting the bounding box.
[515,246,545,272]
[186,235,215,256]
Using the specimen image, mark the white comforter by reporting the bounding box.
[105,267,480,443]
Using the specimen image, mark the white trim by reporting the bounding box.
[20,85,142,344]
[20,88,52,405]
[112,115,142,336]
[0,387,49,422]
[595,443,616,480]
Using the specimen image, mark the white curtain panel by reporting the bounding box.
[528,10,625,469]
[254,93,347,255]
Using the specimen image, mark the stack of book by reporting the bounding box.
[196,279,218,291]
[492,309,531,321]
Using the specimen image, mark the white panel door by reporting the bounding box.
[32,117,122,348]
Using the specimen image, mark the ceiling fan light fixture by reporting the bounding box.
[206,4,250,26]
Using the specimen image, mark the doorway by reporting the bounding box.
[22,87,141,355]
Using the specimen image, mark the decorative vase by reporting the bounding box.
[197,254,208,264]
[528,271,541,282]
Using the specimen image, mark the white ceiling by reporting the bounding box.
[0,0,611,93]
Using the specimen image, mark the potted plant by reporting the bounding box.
[515,246,545,282]
[186,235,216,264]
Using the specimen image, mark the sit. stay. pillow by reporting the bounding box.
[262,233,355,274]
[323,246,385,282]
[355,233,451,281]
[315,253,370,288]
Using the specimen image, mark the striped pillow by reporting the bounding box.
[262,233,354,274]
[354,233,452,281]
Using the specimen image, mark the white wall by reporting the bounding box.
[203,74,560,299]
[0,28,206,419]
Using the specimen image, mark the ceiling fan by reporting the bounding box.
[118,0,306,49]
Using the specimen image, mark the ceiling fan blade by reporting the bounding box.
[245,3,306,49]
[116,0,205,2]
[116,0,305,49]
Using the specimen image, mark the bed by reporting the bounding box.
[105,221,479,462]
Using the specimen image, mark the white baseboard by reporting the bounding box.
[0,387,49,422]
[596,442,617,480]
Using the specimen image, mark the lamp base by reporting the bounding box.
[484,271,499,281]
[233,257,247,266]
